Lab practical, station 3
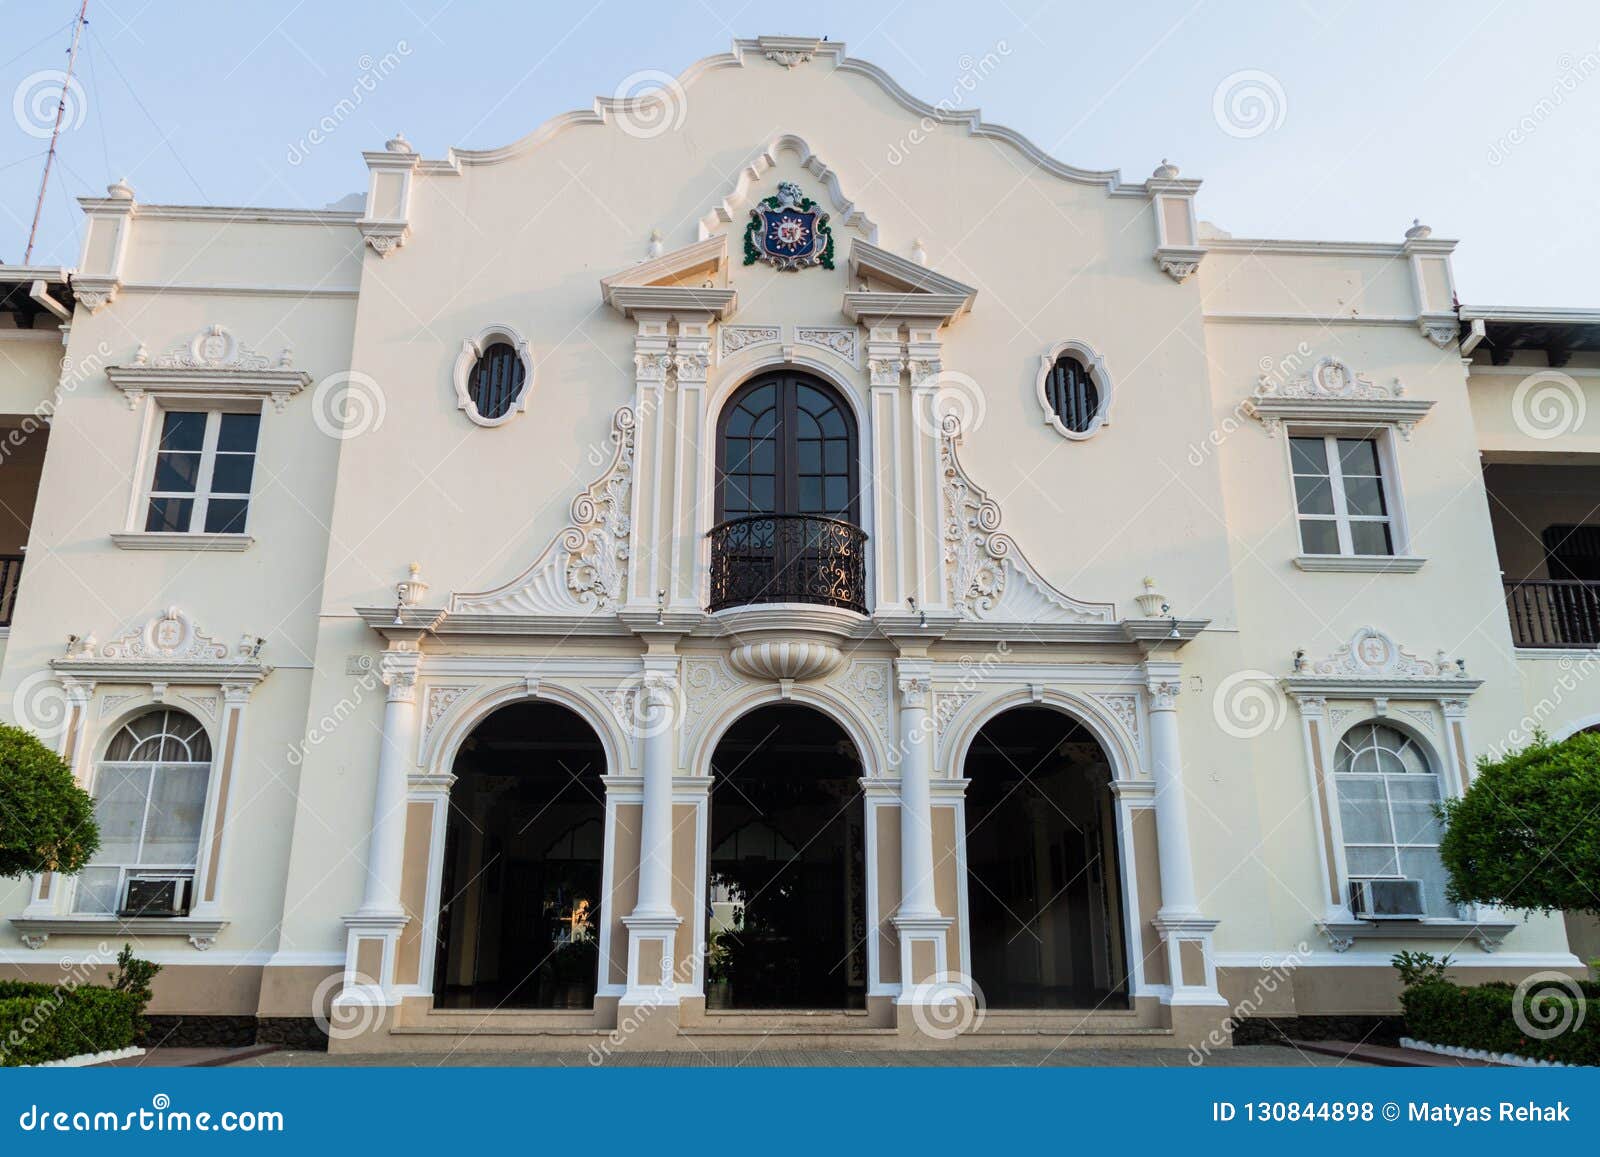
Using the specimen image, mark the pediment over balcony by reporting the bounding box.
[940,421,1115,625]
[600,235,737,319]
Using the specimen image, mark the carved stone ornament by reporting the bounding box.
[107,324,310,412]
[1245,357,1434,439]
[940,416,1116,624]
[1297,627,1466,681]
[53,606,271,688]
[719,325,781,359]
[795,326,860,368]
[450,407,636,617]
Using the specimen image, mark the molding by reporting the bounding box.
[431,38,1169,196]
[1293,555,1425,573]
[603,285,737,321]
[1245,356,1434,439]
[449,407,636,616]
[10,915,228,951]
[1154,245,1205,283]
[1316,919,1516,953]
[1459,304,1600,326]
[110,532,253,552]
[1036,339,1112,440]
[1285,626,1478,700]
[116,282,361,299]
[106,324,309,411]
[1205,237,1455,258]
[113,203,363,226]
[451,324,533,427]
[939,421,1116,624]
[52,605,271,687]
[1214,950,1581,969]
[843,240,977,324]
[698,133,878,243]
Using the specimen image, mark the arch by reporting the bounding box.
[93,696,222,766]
[960,703,1131,1008]
[1555,714,1600,741]
[426,678,631,779]
[704,701,868,1009]
[716,369,859,522]
[689,682,890,780]
[433,698,609,1009]
[942,686,1141,782]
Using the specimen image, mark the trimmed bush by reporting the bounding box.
[1401,978,1599,1066]
[1439,731,1600,915]
[0,722,98,880]
[0,982,141,1067]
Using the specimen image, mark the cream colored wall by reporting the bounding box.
[0,43,1585,1005]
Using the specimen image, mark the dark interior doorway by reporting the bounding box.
[433,701,606,1009]
[705,704,867,1010]
[963,706,1129,1008]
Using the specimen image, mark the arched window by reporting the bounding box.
[75,710,213,916]
[710,372,866,612]
[717,371,857,522]
[1334,722,1453,918]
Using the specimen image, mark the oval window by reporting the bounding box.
[1044,354,1098,434]
[468,341,527,422]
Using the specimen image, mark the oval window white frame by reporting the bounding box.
[453,325,534,427]
[1036,340,1112,440]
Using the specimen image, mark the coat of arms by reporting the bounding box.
[743,181,834,271]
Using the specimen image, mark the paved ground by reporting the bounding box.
[230,1044,1365,1067]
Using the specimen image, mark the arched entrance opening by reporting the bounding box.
[963,705,1129,1008]
[705,703,866,1010]
[433,700,606,1009]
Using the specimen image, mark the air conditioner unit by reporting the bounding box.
[1349,878,1425,919]
[120,876,192,917]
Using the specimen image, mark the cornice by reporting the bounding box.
[426,36,1176,196]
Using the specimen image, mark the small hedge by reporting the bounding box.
[0,981,141,1067]
[1401,979,1600,1066]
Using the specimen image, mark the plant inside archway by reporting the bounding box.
[1438,730,1600,915]
[0,723,98,880]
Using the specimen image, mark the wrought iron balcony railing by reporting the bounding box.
[0,554,21,628]
[1505,579,1600,648]
[708,514,867,614]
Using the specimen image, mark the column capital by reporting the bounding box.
[379,649,422,702]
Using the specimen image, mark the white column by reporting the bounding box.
[892,661,953,1005]
[1144,661,1225,1006]
[895,666,938,918]
[622,659,682,1005]
[358,649,420,917]
[1145,668,1198,917]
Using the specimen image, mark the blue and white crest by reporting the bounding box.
[743,181,835,271]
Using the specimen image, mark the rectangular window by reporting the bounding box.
[1290,434,1394,557]
[74,762,209,915]
[144,409,260,534]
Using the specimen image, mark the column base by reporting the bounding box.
[337,911,409,1006]
[892,912,955,1001]
[1152,913,1228,1007]
[619,912,682,1007]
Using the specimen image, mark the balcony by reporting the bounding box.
[707,514,867,614]
[1505,580,1600,648]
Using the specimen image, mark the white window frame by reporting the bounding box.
[115,401,261,551]
[1329,721,1455,920]
[1286,425,1423,572]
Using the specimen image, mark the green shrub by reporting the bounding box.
[1401,978,1598,1066]
[0,982,141,1067]
[0,722,99,880]
[1439,731,1600,914]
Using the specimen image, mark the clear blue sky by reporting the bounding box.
[4,0,1597,305]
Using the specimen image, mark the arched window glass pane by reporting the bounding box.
[1333,721,1452,917]
[77,710,213,916]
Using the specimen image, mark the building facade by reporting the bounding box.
[0,35,1593,1053]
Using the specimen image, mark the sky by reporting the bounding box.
[3,0,1598,306]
